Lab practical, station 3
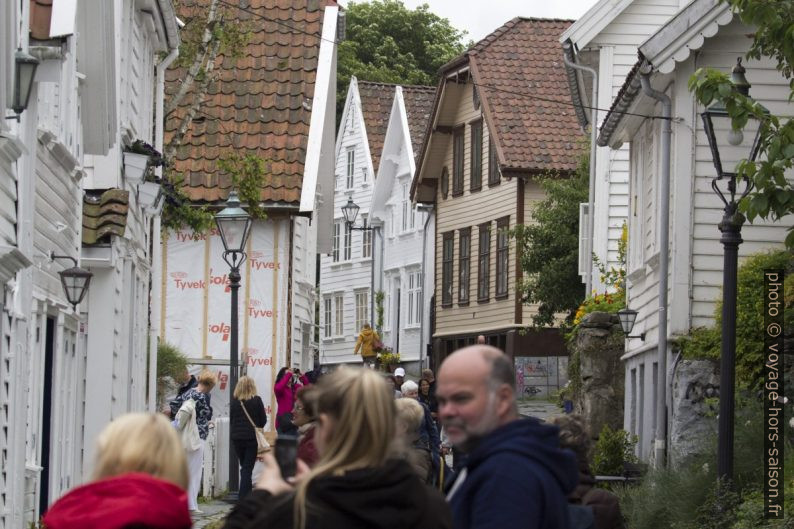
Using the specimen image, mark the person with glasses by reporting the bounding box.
[292,386,319,468]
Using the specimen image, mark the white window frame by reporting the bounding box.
[343,223,352,261]
[334,294,344,337]
[332,222,341,262]
[401,184,409,232]
[362,214,372,259]
[346,147,355,189]
[355,290,369,331]
[407,270,421,326]
[323,298,332,338]
[384,278,392,331]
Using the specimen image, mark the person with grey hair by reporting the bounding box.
[402,379,441,484]
[437,345,578,529]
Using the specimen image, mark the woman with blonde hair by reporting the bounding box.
[42,413,191,528]
[223,367,451,529]
[395,397,432,483]
[178,368,217,513]
[231,375,267,499]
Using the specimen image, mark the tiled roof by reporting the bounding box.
[164,0,331,205]
[357,82,435,169]
[468,18,581,173]
[82,189,129,245]
[357,81,394,171]
[401,85,436,161]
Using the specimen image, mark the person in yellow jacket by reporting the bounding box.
[353,323,380,362]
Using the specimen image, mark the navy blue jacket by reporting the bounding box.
[446,418,578,529]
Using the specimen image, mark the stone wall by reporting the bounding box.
[571,312,625,439]
[669,358,719,468]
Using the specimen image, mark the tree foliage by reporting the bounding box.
[338,0,467,112]
[688,0,794,248]
[511,149,589,328]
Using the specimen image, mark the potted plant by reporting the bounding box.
[137,174,163,212]
[376,348,400,372]
[123,140,164,185]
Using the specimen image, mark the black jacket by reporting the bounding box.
[230,396,267,442]
[223,459,451,529]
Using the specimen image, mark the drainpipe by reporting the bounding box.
[562,42,597,296]
[640,65,671,470]
[148,46,179,411]
[417,204,434,369]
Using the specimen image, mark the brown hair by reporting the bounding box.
[547,414,591,464]
[197,369,218,391]
[295,385,318,420]
[92,413,188,489]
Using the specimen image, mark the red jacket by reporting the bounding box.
[42,472,192,529]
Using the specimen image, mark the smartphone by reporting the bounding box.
[275,434,298,478]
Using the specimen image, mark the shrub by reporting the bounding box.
[592,424,638,477]
[156,341,189,404]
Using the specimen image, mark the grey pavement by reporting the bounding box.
[192,498,234,529]
[518,399,563,421]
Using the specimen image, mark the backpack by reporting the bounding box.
[568,503,595,529]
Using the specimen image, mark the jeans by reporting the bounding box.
[233,439,259,499]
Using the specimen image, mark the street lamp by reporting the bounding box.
[341,197,380,328]
[617,308,645,341]
[700,57,766,484]
[6,48,40,122]
[50,253,93,310]
[214,190,252,496]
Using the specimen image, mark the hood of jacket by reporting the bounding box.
[466,418,579,495]
[309,459,433,529]
[359,328,375,340]
[42,473,192,529]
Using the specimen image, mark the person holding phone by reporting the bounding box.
[274,367,308,433]
[223,367,451,529]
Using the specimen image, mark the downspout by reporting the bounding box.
[148,46,179,411]
[640,65,671,470]
[418,205,434,368]
[562,42,597,296]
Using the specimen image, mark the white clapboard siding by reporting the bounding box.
[319,81,375,364]
[291,215,317,369]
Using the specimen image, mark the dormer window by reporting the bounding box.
[346,147,355,189]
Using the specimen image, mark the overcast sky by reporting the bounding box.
[337,0,599,42]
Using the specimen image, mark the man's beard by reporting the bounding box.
[443,394,500,453]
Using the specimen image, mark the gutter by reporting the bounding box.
[639,65,671,470]
[418,204,434,368]
[561,40,590,130]
[562,41,598,296]
[597,59,645,147]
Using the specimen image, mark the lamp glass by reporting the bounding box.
[341,197,360,226]
[13,49,39,114]
[215,191,252,254]
[59,267,93,306]
[617,308,637,335]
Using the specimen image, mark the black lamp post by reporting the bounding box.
[617,308,645,341]
[700,58,766,484]
[214,190,252,496]
[6,48,40,122]
[341,196,379,328]
[50,253,93,310]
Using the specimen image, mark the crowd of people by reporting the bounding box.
[40,344,624,529]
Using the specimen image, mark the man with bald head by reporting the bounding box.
[437,345,578,529]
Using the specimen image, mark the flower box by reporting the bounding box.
[123,152,149,184]
[138,181,162,210]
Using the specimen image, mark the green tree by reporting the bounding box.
[338,0,467,112]
[511,149,589,327]
[688,0,794,248]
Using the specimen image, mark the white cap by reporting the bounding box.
[394,367,405,377]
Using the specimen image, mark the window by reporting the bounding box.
[401,184,409,232]
[440,166,449,199]
[407,271,421,326]
[488,138,500,186]
[332,223,340,262]
[470,120,483,191]
[478,222,491,301]
[355,291,369,331]
[442,232,454,306]
[458,228,471,304]
[346,147,355,189]
[452,127,464,195]
[362,166,368,183]
[496,217,509,297]
[362,215,372,258]
[334,294,344,336]
[343,223,352,260]
[389,208,395,237]
[324,298,332,338]
[384,279,392,331]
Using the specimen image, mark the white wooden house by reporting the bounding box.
[560,0,690,292]
[597,0,793,461]
[319,77,379,365]
[0,0,179,525]
[369,84,435,367]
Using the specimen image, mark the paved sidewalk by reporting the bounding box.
[518,399,563,421]
[192,498,234,529]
